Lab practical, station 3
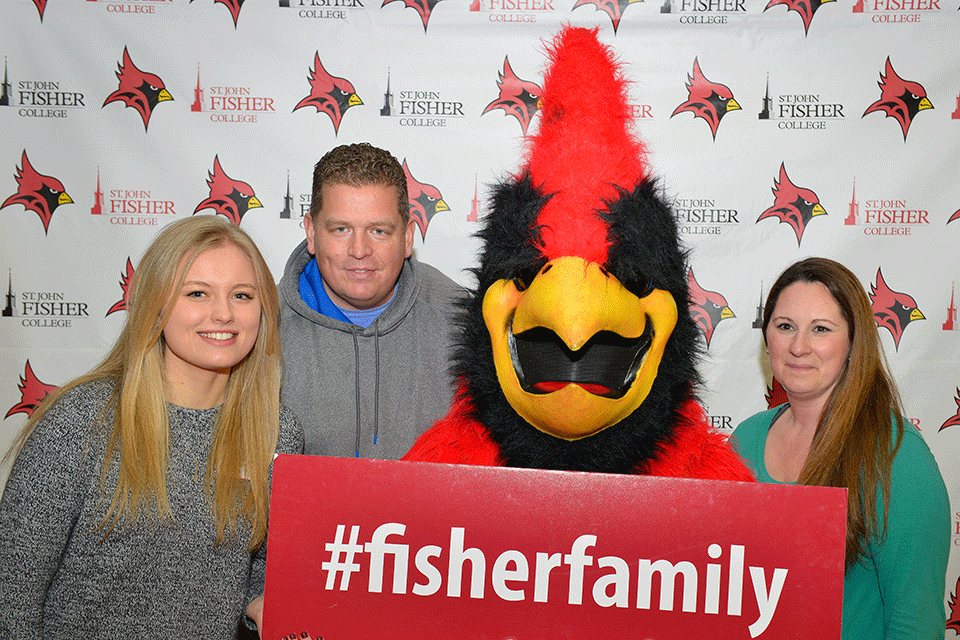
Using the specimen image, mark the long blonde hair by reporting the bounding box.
[5,216,281,549]
[762,257,904,571]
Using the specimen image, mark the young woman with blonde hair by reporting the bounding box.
[0,215,302,639]
[733,257,949,640]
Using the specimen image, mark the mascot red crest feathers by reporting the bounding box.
[526,28,647,265]
[405,27,752,483]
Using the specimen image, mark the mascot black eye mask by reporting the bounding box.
[404,27,753,482]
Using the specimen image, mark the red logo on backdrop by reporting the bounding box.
[765,379,788,408]
[756,163,826,246]
[91,168,103,216]
[382,0,446,32]
[1,150,73,234]
[862,58,933,141]
[763,0,835,35]
[945,283,958,331]
[851,0,942,17]
[5,360,57,419]
[671,58,741,141]
[403,159,449,240]
[687,268,734,348]
[102,47,173,132]
[263,456,847,640]
[940,389,960,432]
[106,258,135,316]
[949,209,960,224]
[193,156,262,226]
[293,53,362,135]
[190,0,246,27]
[31,0,47,20]
[190,66,277,123]
[468,175,482,222]
[947,576,960,633]
[869,268,924,350]
[482,57,542,136]
[572,0,638,33]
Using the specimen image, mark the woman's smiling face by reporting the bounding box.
[765,280,851,407]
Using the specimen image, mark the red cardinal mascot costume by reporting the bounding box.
[404,27,752,482]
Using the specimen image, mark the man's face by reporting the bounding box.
[305,182,414,311]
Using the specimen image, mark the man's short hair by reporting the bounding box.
[310,143,409,226]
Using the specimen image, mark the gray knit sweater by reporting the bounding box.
[0,379,303,639]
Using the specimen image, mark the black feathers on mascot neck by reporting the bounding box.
[453,174,704,474]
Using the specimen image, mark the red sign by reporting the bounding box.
[263,456,846,640]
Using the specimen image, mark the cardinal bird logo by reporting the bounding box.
[572,0,643,33]
[5,360,58,419]
[193,156,263,225]
[403,159,449,241]
[688,268,735,348]
[869,268,924,350]
[671,58,741,140]
[106,258,135,316]
[765,378,789,408]
[482,57,543,136]
[763,0,835,35]
[293,53,362,135]
[940,389,960,432]
[1,150,73,234]
[189,0,246,28]
[947,577,960,633]
[382,0,445,32]
[32,0,47,21]
[102,48,173,132]
[756,163,826,246]
[862,58,933,141]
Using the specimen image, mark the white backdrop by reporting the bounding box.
[2,0,959,621]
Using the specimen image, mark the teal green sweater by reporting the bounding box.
[734,406,950,640]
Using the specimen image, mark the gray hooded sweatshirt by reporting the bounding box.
[279,239,463,459]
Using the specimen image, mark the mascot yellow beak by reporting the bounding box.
[483,256,678,441]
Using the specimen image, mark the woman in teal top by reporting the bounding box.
[732,258,949,640]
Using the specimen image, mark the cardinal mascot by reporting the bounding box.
[403,27,753,482]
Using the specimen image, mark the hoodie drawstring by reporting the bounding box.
[350,321,382,458]
[351,326,361,458]
[373,318,380,448]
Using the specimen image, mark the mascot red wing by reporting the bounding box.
[403,27,753,482]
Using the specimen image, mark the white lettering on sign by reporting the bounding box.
[323,523,788,638]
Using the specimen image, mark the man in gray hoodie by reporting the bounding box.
[278,143,463,459]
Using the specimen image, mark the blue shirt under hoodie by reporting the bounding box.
[298,259,394,329]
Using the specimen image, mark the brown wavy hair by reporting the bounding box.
[762,257,904,571]
[310,142,409,226]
